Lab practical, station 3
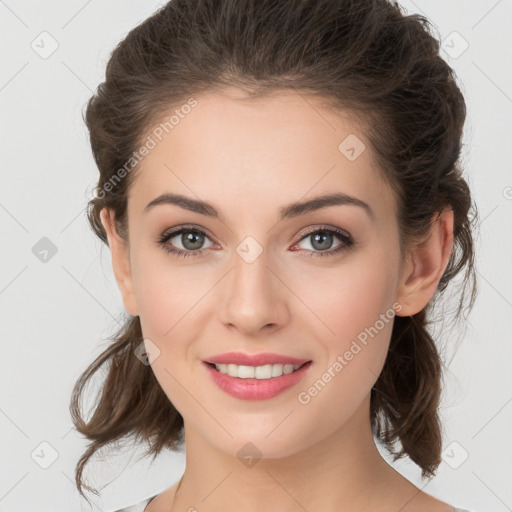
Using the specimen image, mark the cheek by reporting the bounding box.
[132,252,207,339]
[133,260,204,413]
[293,253,398,394]
[296,252,397,340]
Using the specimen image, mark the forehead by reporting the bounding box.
[128,87,396,224]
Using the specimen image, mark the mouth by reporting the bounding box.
[205,360,312,379]
[202,359,313,400]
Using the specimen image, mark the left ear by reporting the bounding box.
[395,207,454,316]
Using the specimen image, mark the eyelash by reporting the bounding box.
[157,224,354,259]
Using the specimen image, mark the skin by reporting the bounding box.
[100,87,455,512]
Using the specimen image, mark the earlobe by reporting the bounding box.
[395,207,454,317]
[99,208,139,317]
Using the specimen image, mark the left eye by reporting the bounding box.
[291,227,353,258]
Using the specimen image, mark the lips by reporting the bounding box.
[203,359,313,400]
[203,352,312,366]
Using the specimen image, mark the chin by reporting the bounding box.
[201,421,314,461]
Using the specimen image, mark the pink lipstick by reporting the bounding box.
[202,352,313,400]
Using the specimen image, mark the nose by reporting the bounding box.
[218,249,290,336]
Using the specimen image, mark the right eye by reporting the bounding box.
[157,226,215,258]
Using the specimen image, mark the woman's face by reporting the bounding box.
[104,87,411,458]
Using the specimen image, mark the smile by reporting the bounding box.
[203,360,313,400]
[209,362,306,379]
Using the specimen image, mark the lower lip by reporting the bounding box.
[202,361,313,400]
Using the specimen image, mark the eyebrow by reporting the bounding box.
[144,191,374,221]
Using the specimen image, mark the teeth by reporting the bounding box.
[214,363,303,379]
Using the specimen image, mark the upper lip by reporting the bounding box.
[203,352,312,366]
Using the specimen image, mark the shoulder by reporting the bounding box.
[111,494,157,512]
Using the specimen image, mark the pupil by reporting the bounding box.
[312,231,332,251]
[183,231,204,250]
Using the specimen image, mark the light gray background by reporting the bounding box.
[1,1,511,511]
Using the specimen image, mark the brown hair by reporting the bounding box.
[70,0,479,502]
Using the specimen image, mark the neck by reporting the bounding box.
[172,395,415,512]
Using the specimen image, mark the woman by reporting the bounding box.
[70,0,479,510]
